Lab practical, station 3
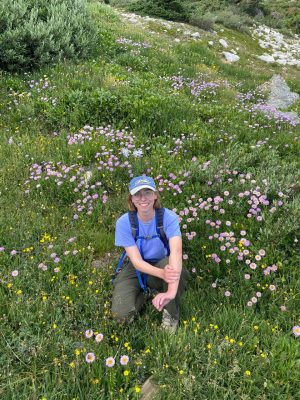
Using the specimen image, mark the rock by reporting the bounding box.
[258,40,270,49]
[282,111,300,125]
[191,32,201,39]
[161,21,172,29]
[223,52,240,63]
[174,38,180,43]
[257,54,275,63]
[252,25,300,67]
[219,39,229,48]
[141,376,159,399]
[266,75,299,110]
[255,75,300,125]
[277,59,287,65]
[208,41,214,46]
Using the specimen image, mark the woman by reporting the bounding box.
[111,175,188,332]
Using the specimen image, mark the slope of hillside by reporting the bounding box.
[0,3,299,399]
[110,0,300,34]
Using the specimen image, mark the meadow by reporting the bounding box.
[0,3,300,399]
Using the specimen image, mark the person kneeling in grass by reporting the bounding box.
[111,175,188,332]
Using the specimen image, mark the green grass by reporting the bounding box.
[0,3,300,399]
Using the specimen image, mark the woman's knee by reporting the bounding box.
[111,290,144,322]
[111,309,135,324]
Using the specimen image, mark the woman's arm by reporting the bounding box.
[125,245,180,283]
[165,236,182,295]
[152,236,182,311]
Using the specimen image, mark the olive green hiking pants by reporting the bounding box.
[111,257,188,322]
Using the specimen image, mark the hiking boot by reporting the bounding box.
[161,309,178,333]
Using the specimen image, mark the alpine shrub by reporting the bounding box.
[0,0,97,72]
[129,0,188,22]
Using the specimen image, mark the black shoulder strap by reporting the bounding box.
[128,211,139,240]
[155,208,169,251]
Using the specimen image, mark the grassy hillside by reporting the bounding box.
[110,0,300,33]
[0,3,299,399]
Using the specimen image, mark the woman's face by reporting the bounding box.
[131,189,157,214]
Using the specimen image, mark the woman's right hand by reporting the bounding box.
[163,264,180,283]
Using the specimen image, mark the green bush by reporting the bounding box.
[185,1,253,32]
[0,0,98,72]
[189,17,214,31]
[213,8,253,31]
[223,0,264,16]
[129,0,188,22]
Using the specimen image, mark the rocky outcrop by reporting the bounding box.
[252,25,300,67]
[256,75,300,125]
[259,75,299,110]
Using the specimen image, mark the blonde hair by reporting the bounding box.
[128,191,162,211]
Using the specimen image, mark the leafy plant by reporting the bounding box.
[129,0,188,22]
[0,0,98,72]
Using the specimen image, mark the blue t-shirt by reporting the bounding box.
[115,208,181,263]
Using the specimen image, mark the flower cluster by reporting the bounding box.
[156,171,190,195]
[171,74,221,100]
[8,76,57,107]
[167,133,197,155]
[116,37,152,53]
[237,90,299,127]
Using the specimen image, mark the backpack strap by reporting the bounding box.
[155,208,170,256]
[112,212,139,285]
[128,211,139,239]
[128,210,148,291]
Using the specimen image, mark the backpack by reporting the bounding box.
[113,208,170,292]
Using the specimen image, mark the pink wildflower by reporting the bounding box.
[86,352,96,363]
[120,355,129,365]
[106,357,115,367]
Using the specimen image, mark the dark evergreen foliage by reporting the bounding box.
[129,0,188,22]
[0,0,98,72]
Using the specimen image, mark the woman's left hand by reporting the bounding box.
[152,292,176,312]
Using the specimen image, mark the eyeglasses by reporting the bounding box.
[132,189,155,199]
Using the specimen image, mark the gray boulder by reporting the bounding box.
[219,39,229,48]
[257,54,275,63]
[266,75,299,110]
[223,52,240,63]
[191,32,201,39]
